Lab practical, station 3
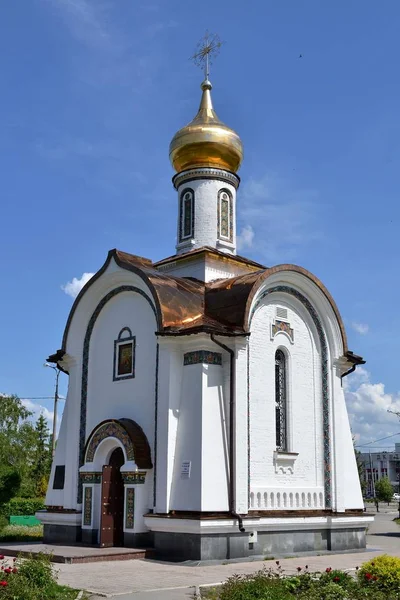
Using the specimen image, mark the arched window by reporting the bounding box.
[218,189,233,241]
[275,349,287,450]
[113,327,135,381]
[179,189,194,242]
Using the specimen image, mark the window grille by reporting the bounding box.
[275,349,287,451]
[180,189,194,241]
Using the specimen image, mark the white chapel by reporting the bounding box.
[38,55,371,559]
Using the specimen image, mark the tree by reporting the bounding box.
[0,467,21,505]
[374,477,394,511]
[355,449,367,497]
[352,436,367,497]
[31,414,52,497]
[0,395,43,498]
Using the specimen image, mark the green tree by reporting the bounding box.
[0,394,38,498]
[0,466,21,505]
[375,476,394,510]
[31,414,52,496]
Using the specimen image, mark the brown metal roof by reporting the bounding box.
[60,249,350,353]
[154,245,266,271]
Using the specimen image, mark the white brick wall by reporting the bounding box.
[249,295,324,495]
[176,177,237,254]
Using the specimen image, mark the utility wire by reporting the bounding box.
[355,431,400,448]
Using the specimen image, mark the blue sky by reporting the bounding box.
[1,0,399,448]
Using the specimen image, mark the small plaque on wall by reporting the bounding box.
[181,461,191,479]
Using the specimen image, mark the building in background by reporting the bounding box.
[359,443,400,496]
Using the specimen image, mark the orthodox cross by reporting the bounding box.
[191,31,223,80]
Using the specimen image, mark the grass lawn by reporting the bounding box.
[0,523,43,542]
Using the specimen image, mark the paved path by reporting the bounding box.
[51,511,399,598]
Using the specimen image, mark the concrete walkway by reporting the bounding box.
[51,511,399,598]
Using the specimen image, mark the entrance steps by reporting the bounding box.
[0,542,154,564]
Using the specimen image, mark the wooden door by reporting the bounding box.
[100,449,125,547]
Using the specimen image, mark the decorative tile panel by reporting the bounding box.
[78,285,157,503]
[80,472,101,484]
[184,350,222,366]
[86,421,135,462]
[125,488,135,529]
[251,285,332,508]
[272,319,294,343]
[83,486,92,526]
[122,471,146,484]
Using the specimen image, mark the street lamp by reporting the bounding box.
[44,363,60,459]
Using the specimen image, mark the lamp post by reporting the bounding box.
[44,363,60,459]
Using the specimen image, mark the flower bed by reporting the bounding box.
[0,553,86,599]
[201,555,400,600]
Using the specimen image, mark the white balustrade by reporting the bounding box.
[249,488,325,510]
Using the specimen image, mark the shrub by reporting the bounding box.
[0,468,21,505]
[319,568,355,590]
[298,581,348,600]
[0,498,45,519]
[218,569,293,600]
[357,554,400,592]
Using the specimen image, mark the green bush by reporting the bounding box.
[298,581,348,600]
[0,468,21,505]
[0,553,80,600]
[218,570,293,600]
[357,554,400,592]
[0,497,44,519]
[0,515,8,531]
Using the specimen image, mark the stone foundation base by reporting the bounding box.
[146,515,373,561]
[43,524,82,544]
[154,528,366,561]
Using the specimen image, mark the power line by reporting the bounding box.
[355,431,400,448]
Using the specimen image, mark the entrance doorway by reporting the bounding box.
[100,447,125,547]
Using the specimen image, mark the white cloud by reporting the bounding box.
[351,322,369,335]
[237,225,255,250]
[21,399,54,426]
[237,174,320,263]
[61,272,94,298]
[344,367,400,449]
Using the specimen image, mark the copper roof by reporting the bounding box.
[154,245,266,271]
[60,248,351,354]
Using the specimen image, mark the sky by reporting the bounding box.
[0,0,399,451]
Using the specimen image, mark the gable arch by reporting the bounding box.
[84,418,152,469]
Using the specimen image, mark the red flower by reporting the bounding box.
[365,573,372,580]
[0,581,7,587]
[305,565,308,569]
[0,556,4,560]
[4,568,11,574]
[276,560,280,565]
[326,567,332,573]
[12,568,18,574]
[297,567,302,572]
[372,576,378,581]
[12,558,16,562]
[333,576,340,582]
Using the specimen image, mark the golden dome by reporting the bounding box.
[169,79,243,173]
